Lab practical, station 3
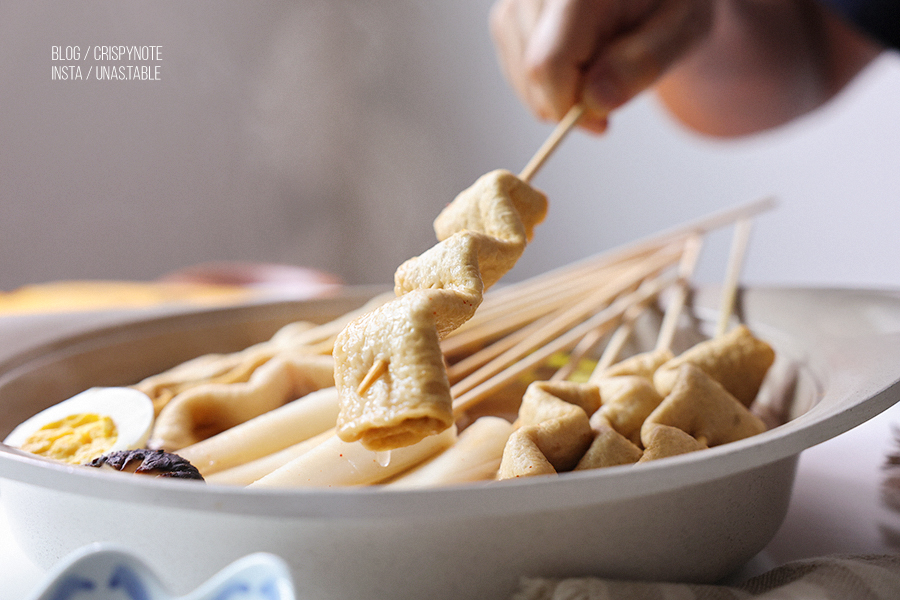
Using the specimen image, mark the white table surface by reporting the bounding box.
[2,309,900,599]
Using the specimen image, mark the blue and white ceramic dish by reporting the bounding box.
[30,544,296,600]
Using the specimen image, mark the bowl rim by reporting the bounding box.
[1,285,899,520]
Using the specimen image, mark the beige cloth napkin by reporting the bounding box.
[512,555,900,600]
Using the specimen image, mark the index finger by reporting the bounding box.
[523,0,663,130]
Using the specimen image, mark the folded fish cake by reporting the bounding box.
[498,381,598,479]
[516,380,602,424]
[600,347,674,380]
[150,352,335,451]
[643,364,767,448]
[392,232,487,338]
[432,169,546,286]
[593,375,664,446]
[575,424,643,470]
[333,292,455,452]
[653,325,775,406]
[135,318,333,415]
[638,424,708,462]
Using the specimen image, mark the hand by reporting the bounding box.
[489,0,714,133]
[491,0,882,137]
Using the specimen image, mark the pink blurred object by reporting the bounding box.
[159,262,343,299]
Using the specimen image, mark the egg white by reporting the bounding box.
[4,387,154,456]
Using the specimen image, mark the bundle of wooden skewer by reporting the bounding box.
[444,197,773,419]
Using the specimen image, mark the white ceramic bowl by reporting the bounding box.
[1,286,899,600]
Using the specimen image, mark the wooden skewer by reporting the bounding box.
[581,264,690,383]
[555,297,643,382]
[446,311,561,383]
[586,296,647,377]
[462,256,621,319]
[357,358,389,396]
[450,237,688,355]
[442,254,648,358]
[655,233,704,353]
[452,244,678,343]
[603,197,775,270]
[716,218,754,337]
[451,244,684,382]
[550,261,678,382]
[281,292,394,350]
[450,247,681,399]
[580,235,703,384]
[451,274,675,415]
[470,237,672,315]
[576,201,768,385]
[518,103,585,182]
[442,280,593,358]
[464,252,650,319]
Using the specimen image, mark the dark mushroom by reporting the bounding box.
[85,448,204,481]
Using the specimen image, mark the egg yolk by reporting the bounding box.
[20,413,118,464]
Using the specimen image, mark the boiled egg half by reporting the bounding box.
[4,387,154,465]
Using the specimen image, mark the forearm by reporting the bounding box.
[654,0,882,137]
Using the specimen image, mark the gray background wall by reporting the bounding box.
[3,1,899,292]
